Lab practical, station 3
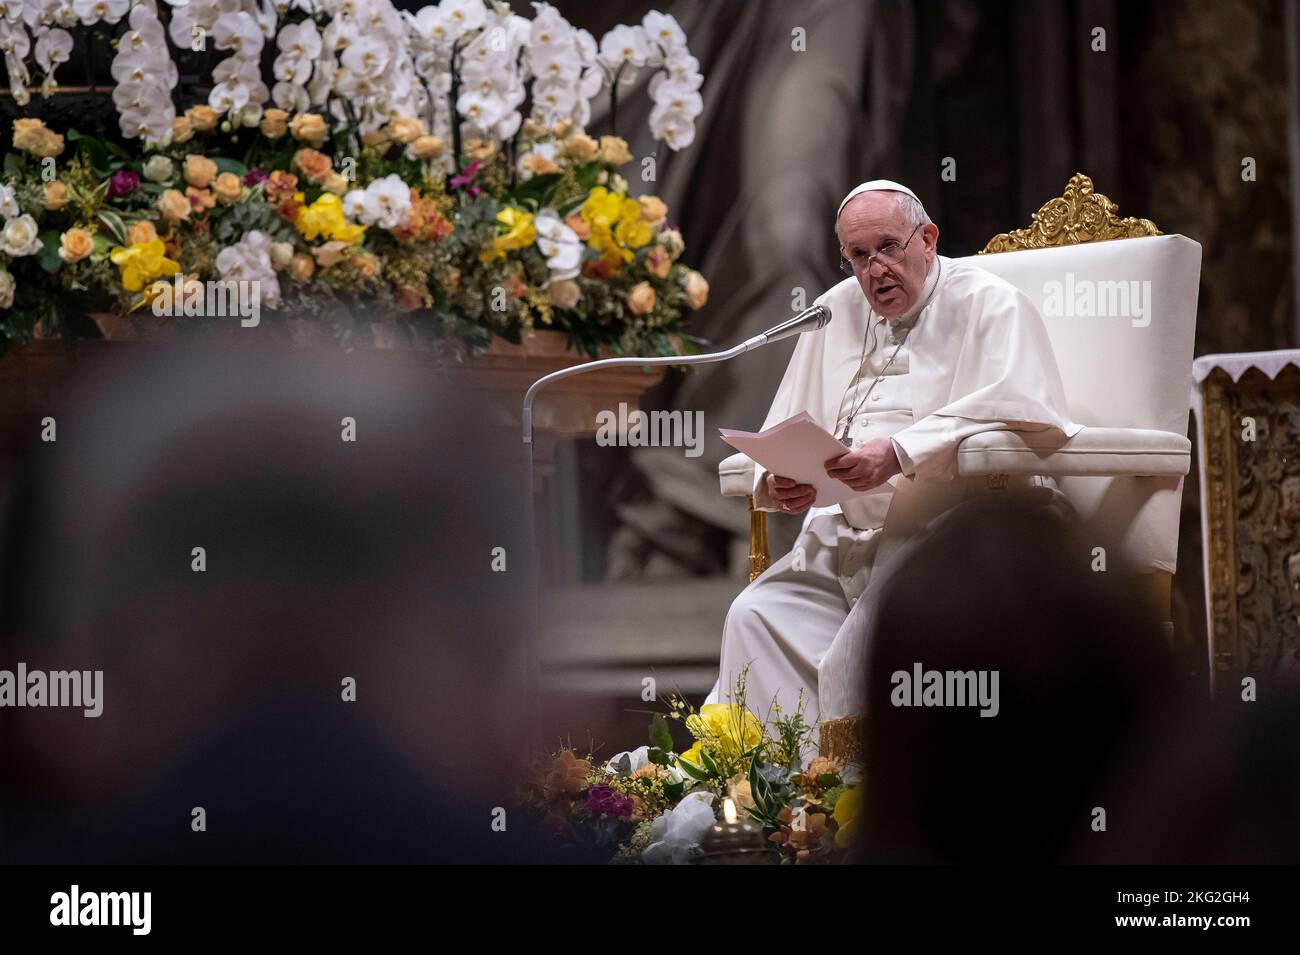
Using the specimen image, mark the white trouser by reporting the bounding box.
[704,514,882,733]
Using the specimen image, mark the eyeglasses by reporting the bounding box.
[839,222,924,277]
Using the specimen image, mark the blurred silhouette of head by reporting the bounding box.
[0,341,550,862]
[856,498,1179,864]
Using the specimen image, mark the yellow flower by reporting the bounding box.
[480,207,536,261]
[615,215,652,250]
[294,192,365,244]
[685,703,762,762]
[833,785,863,849]
[109,238,180,293]
[580,186,623,231]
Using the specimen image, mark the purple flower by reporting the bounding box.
[449,160,482,199]
[584,784,635,819]
[243,169,269,187]
[107,170,140,198]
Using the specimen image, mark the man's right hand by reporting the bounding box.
[766,473,817,514]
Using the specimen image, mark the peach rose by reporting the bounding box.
[289,112,328,147]
[260,108,289,139]
[186,186,216,211]
[564,211,590,241]
[312,240,349,268]
[158,188,191,222]
[127,221,158,245]
[43,180,67,211]
[561,134,599,163]
[185,106,218,132]
[409,135,445,160]
[547,279,580,309]
[183,155,218,189]
[386,117,424,144]
[552,119,573,138]
[292,148,332,183]
[599,135,632,166]
[321,172,349,195]
[645,246,671,279]
[58,228,93,263]
[353,254,380,278]
[360,129,391,150]
[522,153,560,176]
[638,195,667,226]
[289,253,315,282]
[684,270,709,309]
[12,118,47,152]
[626,281,655,315]
[463,137,496,162]
[213,172,242,204]
[171,116,194,144]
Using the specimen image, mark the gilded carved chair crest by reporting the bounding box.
[979,172,1160,254]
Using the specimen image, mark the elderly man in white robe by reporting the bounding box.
[705,180,1082,741]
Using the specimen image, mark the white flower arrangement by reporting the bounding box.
[0,1,702,156]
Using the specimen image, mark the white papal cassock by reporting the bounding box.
[705,254,1083,732]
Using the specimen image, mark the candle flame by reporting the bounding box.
[723,797,738,824]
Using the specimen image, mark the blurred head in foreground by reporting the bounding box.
[856,498,1183,864]
[0,342,550,862]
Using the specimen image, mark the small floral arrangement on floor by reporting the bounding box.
[0,1,709,359]
[519,669,864,864]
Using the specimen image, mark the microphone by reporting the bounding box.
[741,304,833,349]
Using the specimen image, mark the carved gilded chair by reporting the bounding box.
[717,174,1203,760]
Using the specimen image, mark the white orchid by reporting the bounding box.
[109,5,177,144]
[34,27,73,73]
[72,0,128,26]
[216,230,281,307]
[641,10,686,63]
[342,174,412,230]
[213,10,264,60]
[534,209,582,283]
[597,24,648,71]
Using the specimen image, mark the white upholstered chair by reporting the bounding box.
[718,174,1202,753]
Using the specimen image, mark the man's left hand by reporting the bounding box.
[824,436,903,491]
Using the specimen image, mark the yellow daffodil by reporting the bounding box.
[109,239,180,293]
[294,192,366,244]
[833,785,863,848]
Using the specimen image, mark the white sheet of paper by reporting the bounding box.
[719,412,888,507]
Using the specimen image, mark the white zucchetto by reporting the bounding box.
[836,179,921,219]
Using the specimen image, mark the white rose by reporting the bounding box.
[0,270,14,309]
[2,215,43,257]
[642,791,716,865]
[143,155,174,183]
